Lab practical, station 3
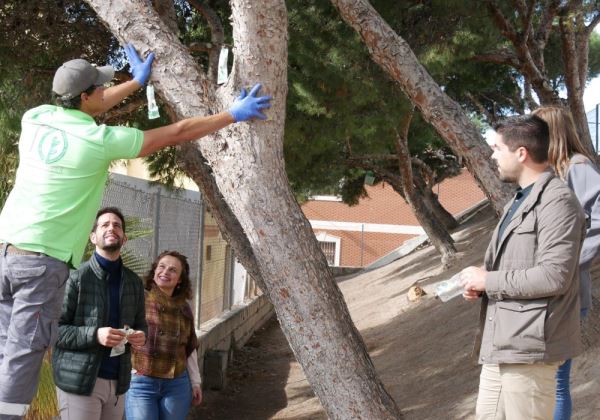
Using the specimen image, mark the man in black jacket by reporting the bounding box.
[52,207,147,419]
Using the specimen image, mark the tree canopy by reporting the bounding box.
[1,1,599,208]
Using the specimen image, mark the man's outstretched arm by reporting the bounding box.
[138,83,272,157]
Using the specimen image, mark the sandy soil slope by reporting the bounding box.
[193,204,600,419]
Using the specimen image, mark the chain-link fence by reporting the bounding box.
[101,173,261,327]
[102,173,203,279]
[102,173,207,326]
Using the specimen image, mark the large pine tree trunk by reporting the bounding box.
[329,0,512,215]
[85,0,402,418]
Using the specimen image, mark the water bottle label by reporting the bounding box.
[146,84,160,120]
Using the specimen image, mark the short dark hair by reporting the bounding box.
[492,115,549,163]
[92,207,126,232]
[144,251,192,299]
[52,85,97,110]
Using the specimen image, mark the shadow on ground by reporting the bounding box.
[193,204,600,419]
[190,317,293,420]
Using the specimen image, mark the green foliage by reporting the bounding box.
[285,0,458,203]
[0,0,598,207]
[589,31,600,83]
[339,171,370,206]
[179,0,233,73]
[0,79,20,207]
[0,1,117,207]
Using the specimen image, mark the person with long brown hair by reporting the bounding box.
[533,106,600,420]
[125,251,202,420]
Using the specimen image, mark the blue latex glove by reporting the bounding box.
[124,43,155,86]
[228,84,272,122]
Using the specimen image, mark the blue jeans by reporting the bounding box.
[125,370,192,420]
[554,308,588,420]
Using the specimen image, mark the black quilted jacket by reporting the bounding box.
[52,255,147,396]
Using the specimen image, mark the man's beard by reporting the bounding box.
[498,171,517,183]
[499,174,516,183]
[496,164,516,184]
[100,242,122,252]
[98,236,123,252]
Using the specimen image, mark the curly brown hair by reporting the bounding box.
[144,250,192,299]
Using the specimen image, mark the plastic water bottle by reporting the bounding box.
[434,273,464,302]
[146,84,160,120]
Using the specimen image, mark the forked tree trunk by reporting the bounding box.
[559,12,596,155]
[394,114,456,266]
[329,0,513,215]
[411,165,458,231]
[85,0,402,418]
[425,192,459,230]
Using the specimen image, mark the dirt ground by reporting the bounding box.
[192,205,600,419]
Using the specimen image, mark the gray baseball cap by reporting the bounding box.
[52,59,114,100]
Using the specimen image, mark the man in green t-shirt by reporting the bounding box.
[0,43,271,419]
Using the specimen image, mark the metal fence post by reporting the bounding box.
[596,104,600,153]
[195,201,205,328]
[360,223,365,267]
[152,188,161,260]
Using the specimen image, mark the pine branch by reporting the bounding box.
[584,11,600,37]
[471,49,521,68]
[485,0,520,45]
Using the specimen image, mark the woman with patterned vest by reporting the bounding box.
[125,251,202,420]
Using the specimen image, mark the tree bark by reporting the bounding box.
[409,157,459,230]
[394,113,456,267]
[85,0,402,418]
[559,6,598,156]
[412,169,458,231]
[344,154,458,261]
[152,0,178,35]
[329,0,513,215]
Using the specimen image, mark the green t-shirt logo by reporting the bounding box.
[38,131,68,164]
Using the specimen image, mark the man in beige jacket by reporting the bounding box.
[459,115,585,419]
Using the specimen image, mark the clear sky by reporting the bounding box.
[484,55,600,145]
[584,77,600,112]
[482,25,600,144]
[583,25,600,112]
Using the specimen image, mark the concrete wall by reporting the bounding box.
[196,293,274,389]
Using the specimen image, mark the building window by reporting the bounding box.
[315,232,341,266]
[319,241,337,266]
